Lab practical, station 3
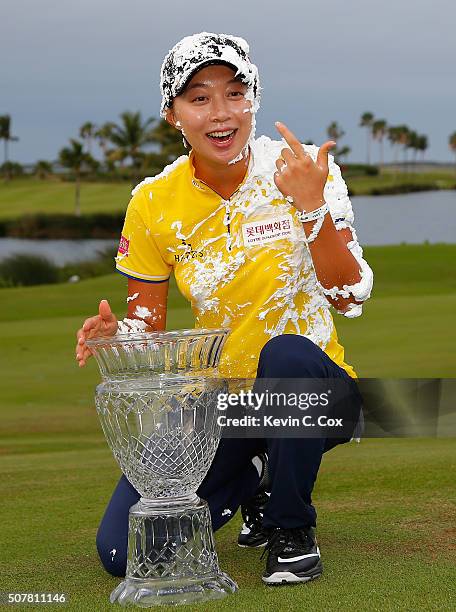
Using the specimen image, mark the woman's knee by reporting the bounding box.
[96,525,127,577]
[94,475,138,577]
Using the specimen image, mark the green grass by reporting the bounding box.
[0,244,455,610]
[0,178,132,219]
[347,169,456,195]
[336,244,456,377]
[1,440,455,611]
[0,171,455,220]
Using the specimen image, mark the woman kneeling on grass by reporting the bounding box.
[76,32,373,585]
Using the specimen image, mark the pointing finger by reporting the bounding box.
[275,121,305,159]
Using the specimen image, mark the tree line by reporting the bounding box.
[0,112,186,186]
[2,112,456,185]
[326,113,432,167]
[359,112,433,167]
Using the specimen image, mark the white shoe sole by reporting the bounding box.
[262,570,322,585]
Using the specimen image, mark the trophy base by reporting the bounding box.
[110,573,237,607]
[110,495,237,607]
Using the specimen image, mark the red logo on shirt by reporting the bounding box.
[118,235,130,255]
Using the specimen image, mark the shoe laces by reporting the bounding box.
[260,527,314,560]
[241,491,267,529]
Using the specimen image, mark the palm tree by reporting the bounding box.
[79,122,97,155]
[59,139,95,216]
[326,121,345,142]
[396,125,410,169]
[406,130,419,170]
[108,111,156,180]
[149,118,187,162]
[359,112,374,164]
[0,115,19,179]
[34,160,53,180]
[336,145,351,162]
[326,121,349,160]
[416,135,428,163]
[387,126,402,170]
[106,147,129,170]
[449,132,456,171]
[372,119,387,167]
[95,122,116,161]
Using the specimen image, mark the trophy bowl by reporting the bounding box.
[87,329,237,607]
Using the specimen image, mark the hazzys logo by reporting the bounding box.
[174,241,204,263]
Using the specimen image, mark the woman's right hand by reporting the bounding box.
[76,299,118,367]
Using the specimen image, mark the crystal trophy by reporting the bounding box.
[87,329,237,606]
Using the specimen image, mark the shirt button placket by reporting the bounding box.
[222,199,232,252]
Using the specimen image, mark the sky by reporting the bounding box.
[1,0,455,164]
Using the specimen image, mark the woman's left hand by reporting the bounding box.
[273,121,336,213]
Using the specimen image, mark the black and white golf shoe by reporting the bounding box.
[237,489,270,547]
[261,527,323,585]
[238,453,270,548]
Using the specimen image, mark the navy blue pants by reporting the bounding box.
[96,335,361,576]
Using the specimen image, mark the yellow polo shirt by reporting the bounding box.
[116,136,362,379]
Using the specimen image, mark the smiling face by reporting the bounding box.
[165,64,253,168]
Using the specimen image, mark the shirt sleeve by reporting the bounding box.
[322,156,374,318]
[115,189,171,282]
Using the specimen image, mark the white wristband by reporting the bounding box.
[306,215,325,243]
[296,202,329,224]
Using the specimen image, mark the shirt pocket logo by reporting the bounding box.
[242,214,295,248]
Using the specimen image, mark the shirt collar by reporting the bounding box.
[187,148,254,196]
